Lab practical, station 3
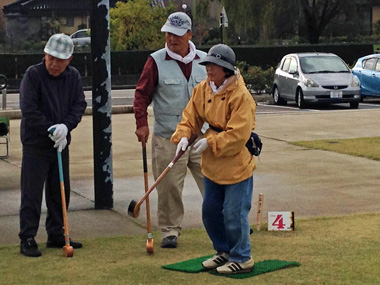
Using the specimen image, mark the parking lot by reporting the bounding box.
[257,97,380,113]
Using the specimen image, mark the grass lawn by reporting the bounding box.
[1,214,380,284]
[291,137,380,161]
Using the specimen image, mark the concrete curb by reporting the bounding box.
[0,94,273,120]
[0,105,134,120]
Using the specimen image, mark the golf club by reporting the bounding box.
[50,128,74,258]
[128,134,198,218]
[57,150,74,257]
[142,141,154,253]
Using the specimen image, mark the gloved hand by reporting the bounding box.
[48,124,68,143]
[54,138,67,153]
[192,138,208,154]
[175,137,189,156]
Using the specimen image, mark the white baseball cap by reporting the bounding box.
[161,12,192,36]
[44,34,74,60]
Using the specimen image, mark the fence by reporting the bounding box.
[0,43,373,90]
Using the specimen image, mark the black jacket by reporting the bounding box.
[20,59,87,150]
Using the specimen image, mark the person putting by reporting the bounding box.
[171,44,257,274]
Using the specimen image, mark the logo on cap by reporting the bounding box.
[169,15,185,27]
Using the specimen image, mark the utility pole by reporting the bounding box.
[220,7,228,44]
[91,0,113,209]
[220,12,223,44]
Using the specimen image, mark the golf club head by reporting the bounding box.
[63,245,74,257]
[127,200,140,218]
[146,239,154,254]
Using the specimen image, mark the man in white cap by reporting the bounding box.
[133,12,207,248]
[19,33,87,257]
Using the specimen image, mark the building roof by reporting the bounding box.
[3,0,126,15]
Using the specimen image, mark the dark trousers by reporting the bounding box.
[19,147,70,240]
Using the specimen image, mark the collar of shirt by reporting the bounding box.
[210,79,228,94]
[164,52,199,81]
[165,53,200,61]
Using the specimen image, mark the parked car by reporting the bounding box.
[70,29,91,46]
[352,54,380,98]
[272,52,361,109]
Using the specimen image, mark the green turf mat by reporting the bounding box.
[209,259,301,279]
[162,255,213,273]
[162,255,300,278]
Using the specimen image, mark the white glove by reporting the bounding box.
[175,137,189,156]
[54,138,67,153]
[48,124,68,143]
[192,138,208,154]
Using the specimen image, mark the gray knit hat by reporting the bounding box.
[44,34,74,60]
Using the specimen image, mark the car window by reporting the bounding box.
[281,58,291,72]
[375,60,380,72]
[288,58,298,72]
[300,56,349,74]
[363,58,377,70]
[78,31,88,38]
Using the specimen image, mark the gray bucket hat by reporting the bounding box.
[44,34,74,60]
[199,44,236,72]
[161,12,192,36]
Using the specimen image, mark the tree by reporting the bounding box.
[110,0,174,50]
[222,0,262,43]
[300,0,345,44]
[202,0,299,45]
[197,0,368,45]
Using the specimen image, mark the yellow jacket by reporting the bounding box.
[171,72,256,184]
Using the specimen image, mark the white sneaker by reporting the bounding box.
[202,252,229,269]
[216,257,254,274]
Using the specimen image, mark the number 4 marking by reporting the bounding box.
[272,214,285,229]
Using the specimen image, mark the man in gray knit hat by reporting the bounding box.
[19,33,87,257]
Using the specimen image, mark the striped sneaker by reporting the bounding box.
[202,252,229,269]
[216,257,254,274]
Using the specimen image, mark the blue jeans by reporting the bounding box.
[202,176,253,263]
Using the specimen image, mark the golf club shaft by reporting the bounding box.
[57,151,71,246]
[136,134,198,206]
[142,142,153,240]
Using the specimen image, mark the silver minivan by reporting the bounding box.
[272,53,361,109]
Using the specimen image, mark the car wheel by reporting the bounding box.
[273,87,286,105]
[350,102,359,109]
[296,89,306,109]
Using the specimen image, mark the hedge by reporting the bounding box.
[0,43,373,89]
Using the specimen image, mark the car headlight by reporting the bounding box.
[351,75,360,87]
[302,76,319,88]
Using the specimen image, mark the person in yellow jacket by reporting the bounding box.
[171,44,256,274]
